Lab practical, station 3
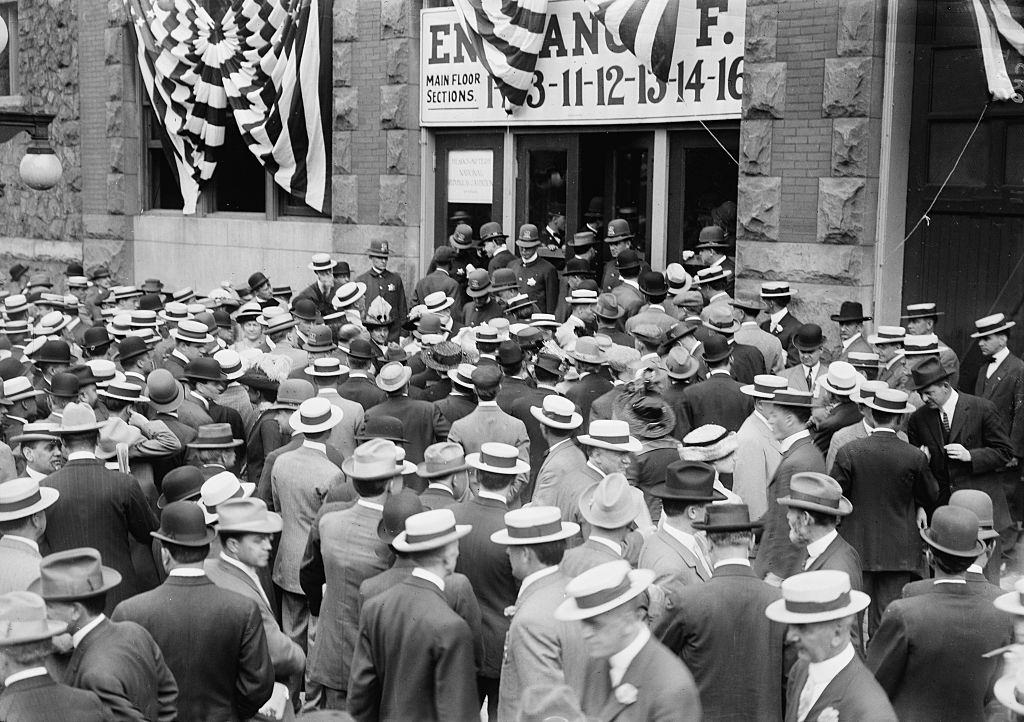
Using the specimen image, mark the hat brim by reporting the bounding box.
[0,618,67,646]
[694,241,730,250]
[466,285,493,298]
[151,526,218,547]
[793,341,824,352]
[764,590,870,624]
[970,322,1016,338]
[187,438,244,449]
[569,351,607,365]
[646,483,728,502]
[993,590,1024,616]
[595,306,625,320]
[554,568,654,621]
[576,435,643,454]
[290,405,344,434]
[578,485,643,529]
[9,432,60,444]
[54,420,107,434]
[98,390,149,404]
[777,494,853,516]
[170,329,214,344]
[304,366,345,377]
[392,524,472,552]
[730,299,768,312]
[340,459,397,481]
[218,511,284,535]
[862,399,914,414]
[309,260,338,271]
[530,318,560,329]
[693,518,763,532]
[741,384,783,399]
[680,435,738,463]
[830,315,873,323]
[376,367,413,392]
[919,527,986,557]
[529,405,583,430]
[426,297,455,313]
[911,369,952,392]
[465,453,531,475]
[666,359,701,380]
[516,239,541,248]
[900,310,944,319]
[818,379,857,397]
[416,461,468,478]
[148,386,185,413]
[604,234,634,243]
[156,488,202,509]
[491,521,579,545]
[0,486,59,521]
[32,566,122,600]
[703,322,741,335]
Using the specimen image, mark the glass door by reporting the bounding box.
[434,132,504,247]
[515,134,579,244]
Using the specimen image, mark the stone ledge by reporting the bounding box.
[737,240,872,286]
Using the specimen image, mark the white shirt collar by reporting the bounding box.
[3,535,38,552]
[477,399,499,407]
[800,643,855,720]
[67,451,97,461]
[967,563,983,574]
[72,614,107,648]
[609,625,651,687]
[477,489,507,503]
[25,466,47,481]
[168,567,206,577]
[589,535,622,556]
[753,409,772,429]
[426,483,454,496]
[861,419,874,435]
[870,427,897,435]
[802,361,820,377]
[741,320,758,328]
[770,307,789,327]
[841,333,861,351]
[517,565,559,601]
[713,557,751,569]
[412,567,445,592]
[219,552,270,604]
[522,254,538,266]
[548,438,575,454]
[586,460,606,478]
[933,577,967,585]
[621,277,640,290]
[987,346,1011,377]
[779,428,811,454]
[662,522,712,576]
[302,440,327,453]
[940,389,959,422]
[3,667,49,687]
[357,498,384,512]
[804,529,838,569]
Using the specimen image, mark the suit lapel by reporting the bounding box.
[659,530,711,581]
[597,640,654,721]
[217,558,268,607]
[949,396,970,444]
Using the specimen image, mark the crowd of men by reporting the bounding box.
[0,218,1022,721]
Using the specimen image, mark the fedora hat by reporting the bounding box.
[765,570,870,624]
[741,374,788,399]
[0,591,67,646]
[818,361,859,397]
[417,442,468,479]
[54,403,105,434]
[901,302,943,320]
[569,337,606,365]
[830,301,872,323]
[47,372,80,399]
[703,305,741,335]
[145,369,184,413]
[971,312,1015,338]
[702,334,733,364]
[466,269,493,298]
[200,471,255,510]
[792,324,824,351]
[695,225,729,249]
[850,379,888,405]
[569,230,597,249]
[375,361,412,392]
[151,501,217,547]
[264,312,297,335]
[376,490,425,544]
[920,505,985,557]
[910,357,952,391]
[777,472,853,516]
[290,397,344,434]
[863,387,915,415]
[447,363,477,391]
[555,560,654,621]
[393,508,472,553]
[342,438,400,481]
[664,263,692,294]
[680,425,738,464]
[10,422,60,445]
[649,460,727,502]
[479,221,508,242]
[578,473,643,529]
[664,347,700,381]
[0,477,59,522]
[603,218,633,242]
[216,497,282,535]
[694,503,762,532]
[305,358,348,377]
[693,266,732,286]
[577,419,642,454]
[867,325,906,345]
[638,271,669,297]
[594,293,624,320]
[516,224,541,247]
[492,506,579,545]
[170,319,213,345]
[530,395,582,431]
[615,249,641,271]
[247,272,270,292]
[356,415,406,444]
[32,548,122,601]
[98,380,148,404]
[466,442,530,475]
[949,489,1000,542]
[731,293,767,313]
[8,263,28,282]
[188,423,243,449]
[157,466,205,509]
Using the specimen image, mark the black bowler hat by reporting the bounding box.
[355,415,406,443]
[48,372,80,399]
[151,501,217,547]
[81,326,113,351]
[157,466,205,509]
[9,264,28,282]
[333,261,351,277]
[66,262,84,277]
[830,301,872,323]
[247,272,270,292]
[34,341,71,365]
[497,340,523,366]
[648,460,726,502]
[703,334,732,364]
[560,258,592,278]
[347,338,377,360]
[138,294,163,312]
[638,271,669,297]
[291,298,319,322]
[694,503,762,532]
[115,336,150,364]
[616,249,641,271]
[184,358,226,383]
[911,357,952,391]
[792,324,825,352]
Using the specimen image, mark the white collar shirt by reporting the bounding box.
[412,567,445,592]
[841,333,862,351]
[940,390,959,428]
[713,557,751,569]
[798,643,855,721]
[589,536,622,556]
[168,567,205,577]
[780,428,811,455]
[25,466,46,481]
[477,489,507,504]
[609,625,651,687]
[72,614,107,648]
[220,552,270,606]
[988,346,1011,378]
[3,667,49,687]
[357,498,384,512]
[662,522,712,577]
[769,307,789,333]
[67,451,97,461]
[302,440,327,454]
[804,529,838,570]
[426,483,454,496]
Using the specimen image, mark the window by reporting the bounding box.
[0,1,18,96]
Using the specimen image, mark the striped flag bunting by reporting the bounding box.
[970,0,1024,102]
[450,0,549,109]
[124,0,329,214]
[585,0,681,84]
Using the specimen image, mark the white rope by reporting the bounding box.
[698,120,739,167]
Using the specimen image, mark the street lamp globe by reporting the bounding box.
[20,146,62,190]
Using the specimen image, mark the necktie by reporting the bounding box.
[805,368,813,391]
[941,410,951,434]
[797,678,816,722]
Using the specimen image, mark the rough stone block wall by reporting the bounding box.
[332,0,422,290]
[737,0,886,343]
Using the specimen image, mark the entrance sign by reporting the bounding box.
[420,0,745,126]
[447,149,494,204]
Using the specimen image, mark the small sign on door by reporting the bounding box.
[448,149,493,204]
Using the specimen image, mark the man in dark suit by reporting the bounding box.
[336,339,386,411]
[831,388,937,634]
[766,569,895,722]
[659,504,785,721]
[702,305,766,385]
[292,254,341,317]
[348,507,479,722]
[508,353,563,499]
[0,590,110,722]
[754,389,827,583]
[35,548,178,721]
[868,505,1013,721]
[556,559,703,721]
[413,247,461,309]
[780,324,830,395]
[184,358,247,467]
[364,362,450,470]
[564,337,614,426]
[112,502,274,722]
[760,282,803,368]
[907,357,1014,536]
[509,225,559,315]
[434,363,477,426]
[972,312,1024,552]
[830,301,874,362]
[41,404,159,612]
[680,334,754,433]
[812,361,862,455]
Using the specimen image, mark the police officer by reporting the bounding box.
[355,240,408,342]
[510,224,559,316]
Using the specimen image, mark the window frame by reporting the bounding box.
[0,0,20,100]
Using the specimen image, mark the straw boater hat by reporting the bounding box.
[447,363,477,392]
[902,334,940,357]
[290,397,344,435]
[900,302,943,320]
[764,570,870,624]
[0,591,68,646]
[491,506,579,545]
[554,560,655,621]
[867,325,906,346]
[862,387,915,415]
[466,442,530,476]
[308,253,337,272]
[530,395,582,430]
[818,361,859,397]
[577,473,643,530]
[741,374,788,399]
[680,425,738,463]
[971,312,1015,338]
[576,420,642,454]
[31,547,122,601]
[305,358,349,378]
[777,472,853,516]
[392,508,472,553]
[0,477,59,522]
[849,379,888,406]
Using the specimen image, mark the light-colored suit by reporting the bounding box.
[639,527,712,628]
[735,322,785,374]
[531,449,602,524]
[448,402,530,494]
[624,302,677,336]
[497,570,587,721]
[780,362,827,397]
[560,537,624,578]
[0,536,41,593]
[732,411,782,520]
[317,388,364,459]
[216,383,258,435]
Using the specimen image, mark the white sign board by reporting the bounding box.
[447,149,494,204]
[420,0,745,126]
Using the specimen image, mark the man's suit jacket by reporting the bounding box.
[780,362,827,395]
[579,634,702,722]
[205,556,305,681]
[801,533,864,588]
[733,411,782,520]
[271,443,345,594]
[867,582,1012,722]
[463,296,506,326]
[659,564,784,722]
[112,574,274,722]
[412,269,460,309]
[336,373,387,411]
[679,372,754,433]
[496,375,534,415]
[785,651,896,722]
[639,527,712,627]
[316,389,364,459]
[975,351,1024,457]
[0,535,41,593]
[560,537,626,578]
[902,574,1005,601]
[176,397,214,431]
[293,280,340,317]
[566,373,615,426]
[825,419,867,471]
[451,495,518,679]
[907,391,1013,529]
[64,617,178,722]
[434,392,476,426]
[216,383,257,435]
[510,256,560,315]
[256,433,345,506]
[42,458,159,611]
[610,281,646,320]
[509,385,560,498]
[812,399,861,455]
[0,673,110,722]
[498,570,587,721]
[348,575,479,722]
[879,357,912,392]
[624,302,678,336]
[364,395,450,465]
[532,450,601,524]
[736,323,786,374]
[150,412,196,479]
[448,403,530,496]
[831,432,936,571]
[760,311,803,368]
[601,258,652,293]
[834,334,874,362]
[753,435,826,580]
[730,342,767,385]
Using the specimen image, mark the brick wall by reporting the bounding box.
[737,0,886,343]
